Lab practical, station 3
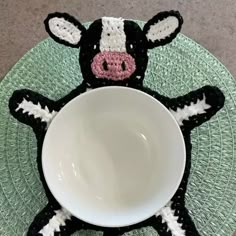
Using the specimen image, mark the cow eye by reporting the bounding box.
[93,44,97,50]
[129,44,134,50]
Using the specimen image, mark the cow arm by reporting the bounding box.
[9,82,88,133]
[142,85,225,132]
[9,89,59,132]
[168,86,225,131]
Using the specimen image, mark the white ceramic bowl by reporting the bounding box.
[42,86,186,227]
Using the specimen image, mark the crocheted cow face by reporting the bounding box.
[45,11,183,87]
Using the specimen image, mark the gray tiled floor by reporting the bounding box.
[1,0,236,80]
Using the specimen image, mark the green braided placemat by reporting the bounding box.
[0,21,235,236]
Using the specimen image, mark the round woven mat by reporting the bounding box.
[0,21,235,236]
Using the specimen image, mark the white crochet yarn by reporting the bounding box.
[48,17,82,45]
[39,208,72,236]
[156,202,186,236]
[15,99,57,126]
[146,16,179,42]
[169,95,211,126]
[100,17,126,52]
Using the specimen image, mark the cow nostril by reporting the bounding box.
[121,61,126,71]
[102,61,108,71]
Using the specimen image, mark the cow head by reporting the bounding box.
[45,11,183,87]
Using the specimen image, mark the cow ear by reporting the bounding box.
[44,12,86,48]
[143,11,183,49]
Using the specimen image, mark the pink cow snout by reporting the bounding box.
[91,51,136,81]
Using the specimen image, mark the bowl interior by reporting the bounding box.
[42,86,186,227]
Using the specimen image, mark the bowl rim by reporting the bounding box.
[42,86,186,227]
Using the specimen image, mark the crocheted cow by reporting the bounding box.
[9,11,224,236]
